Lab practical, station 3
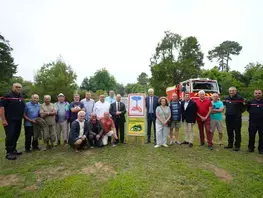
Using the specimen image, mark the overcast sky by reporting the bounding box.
[1,0,262,85]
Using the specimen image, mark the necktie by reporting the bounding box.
[118,102,120,112]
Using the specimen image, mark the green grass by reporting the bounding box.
[1,118,263,198]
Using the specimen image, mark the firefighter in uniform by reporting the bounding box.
[247,89,263,154]
[224,87,246,151]
[0,83,25,160]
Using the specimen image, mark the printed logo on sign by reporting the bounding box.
[131,96,142,112]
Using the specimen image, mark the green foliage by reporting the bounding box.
[116,83,125,96]
[137,72,149,85]
[207,41,242,72]
[81,68,117,93]
[150,31,204,96]
[33,57,78,102]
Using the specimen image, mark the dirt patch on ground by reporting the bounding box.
[82,162,117,180]
[206,164,233,182]
[24,184,37,191]
[35,166,72,182]
[256,157,263,163]
[0,174,20,187]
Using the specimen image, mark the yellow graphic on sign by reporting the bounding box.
[128,117,145,135]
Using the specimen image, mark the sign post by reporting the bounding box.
[127,94,145,144]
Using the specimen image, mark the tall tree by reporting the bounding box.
[81,68,117,94]
[137,72,149,85]
[150,31,204,95]
[33,58,78,101]
[116,83,125,96]
[207,41,242,72]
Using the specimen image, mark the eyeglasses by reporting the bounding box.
[15,86,22,88]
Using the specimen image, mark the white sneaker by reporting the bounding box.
[169,140,173,145]
[162,144,169,148]
[175,141,181,145]
[154,145,161,148]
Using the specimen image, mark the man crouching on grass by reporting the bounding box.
[100,112,119,147]
[68,111,89,152]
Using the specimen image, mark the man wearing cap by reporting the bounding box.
[81,91,95,121]
[55,93,70,145]
[69,94,85,126]
[0,83,25,160]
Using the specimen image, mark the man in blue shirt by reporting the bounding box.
[105,90,116,104]
[24,94,41,152]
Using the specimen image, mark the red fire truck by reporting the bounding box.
[166,78,220,101]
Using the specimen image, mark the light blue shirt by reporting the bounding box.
[81,98,95,120]
[24,101,40,126]
[105,96,116,104]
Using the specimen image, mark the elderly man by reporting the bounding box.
[81,91,95,121]
[169,93,181,145]
[69,94,85,126]
[24,94,41,152]
[145,88,159,144]
[181,92,197,147]
[100,112,119,146]
[87,112,104,147]
[105,90,116,104]
[247,89,263,154]
[68,111,89,152]
[196,90,213,150]
[55,93,70,145]
[224,87,246,151]
[94,95,110,119]
[210,93,224,146]
[110,94,126,143]
[40,95,57,150]
[0,83,25,160]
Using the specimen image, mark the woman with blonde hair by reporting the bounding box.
[155,97,171,148]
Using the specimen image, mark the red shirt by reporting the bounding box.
[196,99,212,120]
[100,117,115,134]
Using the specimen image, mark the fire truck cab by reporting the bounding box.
[166,78,220,101]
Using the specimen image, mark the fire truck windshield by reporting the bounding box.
[192,81,219,92]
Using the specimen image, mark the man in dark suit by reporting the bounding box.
[181,92,197,147]
[145,88,159,144]
[110,94,126,143]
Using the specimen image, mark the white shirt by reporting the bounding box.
[184,100,189,110]
[94,100,110,119]
[78,121,85,138]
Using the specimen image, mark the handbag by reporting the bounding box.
[160,106,171,127]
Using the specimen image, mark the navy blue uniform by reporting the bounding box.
[247,99,263,152]
[224,94,246,148]
[0,91,25,154]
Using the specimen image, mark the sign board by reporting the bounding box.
[127,94,145,137]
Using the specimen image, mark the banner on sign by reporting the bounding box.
[127,117,145,136]
[128,94,145,117]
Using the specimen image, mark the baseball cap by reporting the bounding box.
[57,93,65,97]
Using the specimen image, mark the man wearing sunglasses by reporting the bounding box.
[0,83,25,160]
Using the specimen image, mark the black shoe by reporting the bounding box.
[208,146,213,150]
[121,141,126,144]
[200,142,205,146]
[6,154,17,160]
[224,145,233,149]
[57,140,61,146]
[13,150,22,155]
[182,141,189,144]
[25,149,31,153]
[64,140,68,144]
[248,149,254,152]
[32,147,41,151]
[233,148,240,152]
[189,143,193,147]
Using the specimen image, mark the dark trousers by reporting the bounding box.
[225,116,242,148]
[4,119,22,154]
[115,119,125,143]
[147,113,156,143]
[24,126,39,150]
[248,121,263,151]
[88,134,103,147]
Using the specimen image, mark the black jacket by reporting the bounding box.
[145,96,159,119]
[181,100,197,123]
[87,120,104,136]
[247,98,263,122]
[224,94,246,118]
[110,101,126,122]
[68,120,89,145]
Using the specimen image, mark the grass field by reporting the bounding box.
[1,119,263,198]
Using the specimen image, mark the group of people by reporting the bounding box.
[0,84,126,160]
[1,83,263,161]
[145,87,263,154]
